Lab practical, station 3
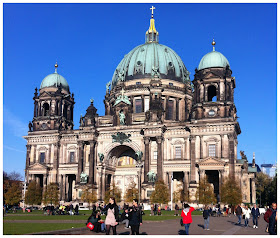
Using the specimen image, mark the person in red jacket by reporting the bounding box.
[181,203,195,235]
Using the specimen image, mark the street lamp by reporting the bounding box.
[171,172,174,211]
[136,161,144,203]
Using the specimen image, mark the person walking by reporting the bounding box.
[236,204,242,225]
[128,199,142,235]
[243,205,251,228]
[104,197,119,235]
[251,204,260,228]
[268,203,277,235]
[203,206,210,230]
[174,204,179,216]
[181,203,195,235]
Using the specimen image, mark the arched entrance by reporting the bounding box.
[105,145,140,201]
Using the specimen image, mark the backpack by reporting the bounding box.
[264,208,273,223]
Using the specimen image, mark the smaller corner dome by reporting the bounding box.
[198,51,230,71]
[40,72,69,92]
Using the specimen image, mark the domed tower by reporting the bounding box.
[191,40,241,181]
[31,63,75,131]
[104,10,192,126]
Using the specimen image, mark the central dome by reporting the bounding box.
[111,42,189,87]
[111,16,190,88]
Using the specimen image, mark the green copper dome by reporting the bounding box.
[111,42,190,87]
[40,64,70,92]
[110,15,190,88]
[198,50,230,71]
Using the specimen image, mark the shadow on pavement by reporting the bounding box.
[178,229,186,235]
[197,224,204,229]
[118,231,148,235]
[227,220,244,227]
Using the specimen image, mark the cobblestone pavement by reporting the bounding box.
[24,215,269,235]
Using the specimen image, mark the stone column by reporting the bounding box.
[141,95,145,112]
[200,169,205,180]
[218,170,222,197]
[190,136,196,183]
[228,134,235,178]
[144,137,150,182]
[53,142,60,183]
[26,145,31,168]
[77,141,84,183]
[184,97,188,121]
[184,171,189,194]
[89,141,96,184]
[251,178,256,204]
[33,145,37,163]
[165,96,169,120]
[176,98,179,121]
[102,168,106,199]
[156,136,163,181]
[99,171,102,201]
[168,172,172,195]
[220,135,223,158]
[199,136,203,159]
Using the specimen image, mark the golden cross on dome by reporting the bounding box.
[150,6,155,18]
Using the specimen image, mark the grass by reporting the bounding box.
[3,223,85,235]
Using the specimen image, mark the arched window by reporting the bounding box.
[208,85,217,102]
[43,103,49,116]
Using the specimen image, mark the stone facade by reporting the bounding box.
[24,13,256,205]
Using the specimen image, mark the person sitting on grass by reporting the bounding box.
[87,210,105,233]
[120,208,130,229]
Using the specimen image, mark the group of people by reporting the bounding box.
[181,202,277,235]
[43,204,79,216]
[150,204,162,216]
[87,197,143,235]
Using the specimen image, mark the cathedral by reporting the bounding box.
[24,8,257,205]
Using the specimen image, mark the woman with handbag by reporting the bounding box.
[104,197,119,235]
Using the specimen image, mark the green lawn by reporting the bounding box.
[3,223,85,235]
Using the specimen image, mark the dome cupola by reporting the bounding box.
[110,7,190,89]
[197,39,230,71]
[40,63,70,92]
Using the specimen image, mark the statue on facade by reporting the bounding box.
[135,151,143,162]
[147,171,156,183]
[151,66,160,78]
[80,172,88,183]
[240,151,247,161]
[106,81,111,93]
[28,121,33,132]
[80,114,84,127]
[98,153,104,163]
[119,110,126,125]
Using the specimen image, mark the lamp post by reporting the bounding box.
[171,172,174,211]
[136,161,144,203]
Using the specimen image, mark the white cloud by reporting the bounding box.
[3,145,25,153]
[3,105,27,138]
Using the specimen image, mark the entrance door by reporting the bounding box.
[205,170,219,200]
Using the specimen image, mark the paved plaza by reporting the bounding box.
[13,214,268,235]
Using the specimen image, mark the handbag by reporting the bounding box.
[87,222,94,230]
[180,218,184,226]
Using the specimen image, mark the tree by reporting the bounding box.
[5,182,22,206]
[173,183,189,203]
[81,186,98,209]
[255,172,272,206]
[42,183,59,206]
[124,181,139,202]
[3,171,23,205]
[150,179,170,204]
[195,176,216,205]
[220,177,242,206]
[25,181,42,206]
[104,182,122,204]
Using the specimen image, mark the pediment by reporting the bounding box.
[198,157,225,166]
[204,72,222,79]
[29,163,48,170]
[39,91,52,98]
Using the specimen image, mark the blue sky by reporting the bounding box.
[3,3,277,177]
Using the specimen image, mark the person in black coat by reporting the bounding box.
[269,203,277,235]
[251,204,260,228]
[129,199,142,235]
[203,206,210,230]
